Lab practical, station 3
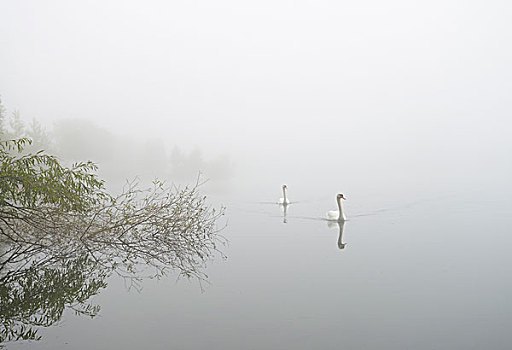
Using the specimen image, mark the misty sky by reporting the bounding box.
[1,0,511,192]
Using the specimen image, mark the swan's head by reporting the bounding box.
[337,193,346,200]
[282,185,287,189]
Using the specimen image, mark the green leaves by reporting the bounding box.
[0,138,107,212]
[0,137,226,345]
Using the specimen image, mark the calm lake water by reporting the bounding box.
[4,179,512,350]
[2,0,511,347]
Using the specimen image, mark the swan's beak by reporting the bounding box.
[341,195,347,200]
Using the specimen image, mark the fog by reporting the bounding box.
[1,0,511,195]
[3,2,512,349]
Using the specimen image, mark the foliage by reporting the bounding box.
[0,138,106,212]
[0,97,6,136]
[0,98,52,154]
[0,137,225,345]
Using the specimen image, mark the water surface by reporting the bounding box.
[5,184,512,350]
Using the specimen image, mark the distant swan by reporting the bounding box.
[326,193,347,221]
[278,185,290,205]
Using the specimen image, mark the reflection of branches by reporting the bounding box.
[0,179,225,344]
[0,254,108,342]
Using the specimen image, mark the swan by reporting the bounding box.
[278,184,290,205]
[326,193,347,221]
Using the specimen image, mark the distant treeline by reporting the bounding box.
[0,97,234,191]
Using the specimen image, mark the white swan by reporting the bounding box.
[278,184,290,205]
[326,193,347,221]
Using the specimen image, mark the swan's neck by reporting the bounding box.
[337,197,346,221]
[282,187,287,203]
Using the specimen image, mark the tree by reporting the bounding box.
[0,138,225,344]
[0,138,106,212]
[0,97,6,136]
[0,98,53,154]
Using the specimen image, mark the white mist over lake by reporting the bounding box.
[1,1,511,182]
[1,1,512,349]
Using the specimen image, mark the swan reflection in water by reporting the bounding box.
[279,202,289,223]
[277,184,291,223]
[327,220,347,249]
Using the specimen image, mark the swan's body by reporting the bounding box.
[278,185,290,205]
[326,193,347,221]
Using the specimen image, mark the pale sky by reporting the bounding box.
[1,0,511,191]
